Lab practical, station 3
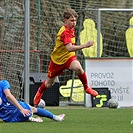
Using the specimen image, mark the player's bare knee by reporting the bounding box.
[45,82,53,88]
[31,106,37,113]
[74,67,83,74]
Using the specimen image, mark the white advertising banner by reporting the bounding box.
[85,58,133,108]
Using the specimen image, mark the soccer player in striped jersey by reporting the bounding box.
[34,8,98,106]
[0,80,65,122]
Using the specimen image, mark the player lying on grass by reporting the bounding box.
[0,80,65,122]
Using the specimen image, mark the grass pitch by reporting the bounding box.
[0,106,133,133]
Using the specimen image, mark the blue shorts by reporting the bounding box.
[4,101,32,122]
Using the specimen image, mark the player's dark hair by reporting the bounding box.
[63,8,78,19]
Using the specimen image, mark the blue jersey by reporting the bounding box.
[0,80,32,122]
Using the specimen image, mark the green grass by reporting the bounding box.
[0,106,133,133]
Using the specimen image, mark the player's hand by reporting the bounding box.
[20,108,32,117]
[85,40,94,48]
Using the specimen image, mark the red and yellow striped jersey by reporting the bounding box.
[50,25,76,65]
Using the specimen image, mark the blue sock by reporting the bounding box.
[36,108,54,119]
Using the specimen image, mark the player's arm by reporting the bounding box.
[4,89,31,116]
[65,40,94,52]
